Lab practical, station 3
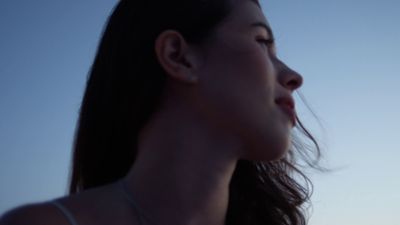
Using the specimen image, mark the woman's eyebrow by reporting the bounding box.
[251,22,275,39]
[250,0,261,8]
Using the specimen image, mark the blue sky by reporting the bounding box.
[1,0,399,224]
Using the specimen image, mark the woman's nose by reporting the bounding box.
[276,60,303,92]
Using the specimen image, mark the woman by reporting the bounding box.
[1,0,320,224]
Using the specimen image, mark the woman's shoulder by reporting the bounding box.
[0,187,103,225]
[0,182,141,225]
[0,201,71,225]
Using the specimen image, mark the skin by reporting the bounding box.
[0,0,302,225]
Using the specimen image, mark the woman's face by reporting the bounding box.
[193,0,303,161]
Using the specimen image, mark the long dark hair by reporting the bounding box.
[69,1,321,225]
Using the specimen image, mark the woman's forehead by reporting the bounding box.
[222,0,269,32]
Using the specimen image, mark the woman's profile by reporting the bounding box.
[1,0,320,225]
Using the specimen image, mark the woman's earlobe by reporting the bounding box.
[154,30,199,84]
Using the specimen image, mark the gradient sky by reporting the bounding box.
[1,0,399,224]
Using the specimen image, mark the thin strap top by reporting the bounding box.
[50,200,80,225]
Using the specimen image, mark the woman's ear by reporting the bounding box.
[154,30,200,84]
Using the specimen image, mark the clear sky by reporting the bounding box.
[1,0,399,224]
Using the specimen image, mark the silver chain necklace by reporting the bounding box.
[120,180,154,225]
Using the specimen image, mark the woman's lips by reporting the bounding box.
[275,97,296,126]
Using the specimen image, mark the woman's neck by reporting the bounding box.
[124,100,243,225]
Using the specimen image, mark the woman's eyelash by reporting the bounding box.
[257,38,275,46]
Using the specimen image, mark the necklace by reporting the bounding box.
[120,180,153,225]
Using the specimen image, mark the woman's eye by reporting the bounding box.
[257,38,275,48]
[257,38,276,54]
